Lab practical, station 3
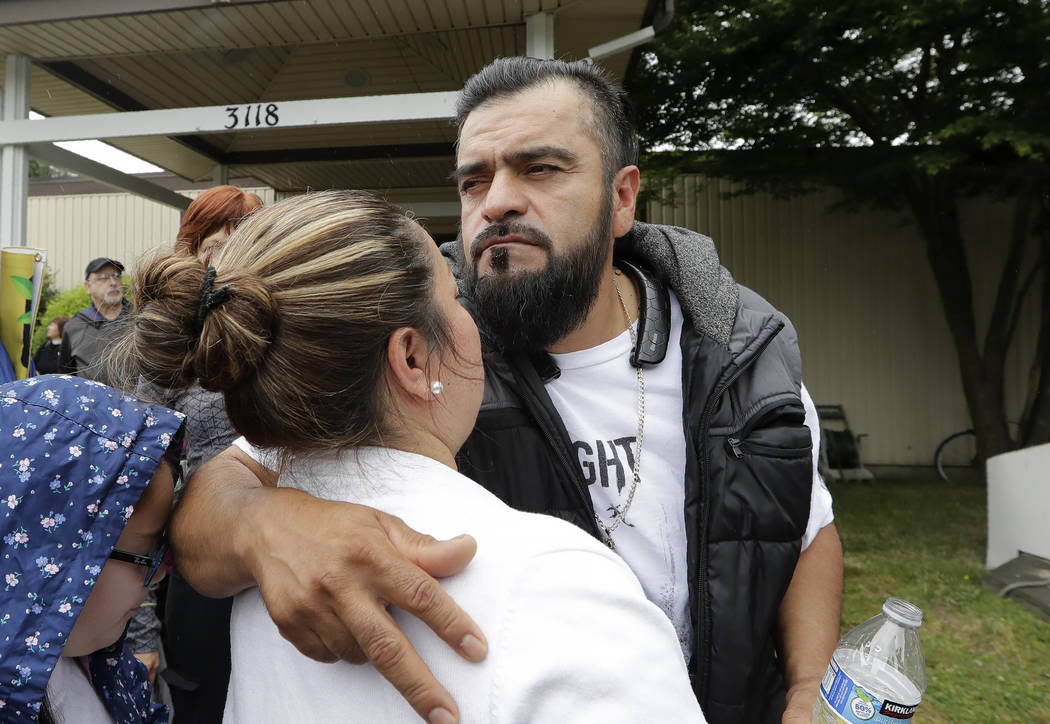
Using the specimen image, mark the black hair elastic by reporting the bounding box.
[193,267,232,339]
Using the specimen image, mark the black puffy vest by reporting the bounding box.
[457,268,812,724]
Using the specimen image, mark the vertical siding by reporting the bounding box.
[26,180,1037,467]
[27,186,276,291]
[647,176,1038,466]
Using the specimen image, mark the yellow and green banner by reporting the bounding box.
[1,247,47,381]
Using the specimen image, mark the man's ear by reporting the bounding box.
[611,165,641,239]
[386,327,433,402]
[83,280,92,294]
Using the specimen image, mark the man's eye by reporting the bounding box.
[527,164,554,174]
[459,178,483,193]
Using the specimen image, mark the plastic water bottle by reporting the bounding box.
[813,597,926,723]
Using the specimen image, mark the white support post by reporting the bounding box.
[587,26,656,63]
[526,12,555,60]
[0,55,31,246]
[212,164,229,186]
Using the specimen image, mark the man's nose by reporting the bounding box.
[482,171,528,223]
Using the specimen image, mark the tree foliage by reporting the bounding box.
[28,159,70,179]
[31,284,89,355]
[631,0,1049,174]
[628,0,1050,461]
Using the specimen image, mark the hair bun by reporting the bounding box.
[131,251,276,391]
[192,266,276,391]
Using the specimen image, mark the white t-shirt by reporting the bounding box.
[546,291,834,662]
[225,445,705,723]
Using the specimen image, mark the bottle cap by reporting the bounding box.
[882,597,923,628]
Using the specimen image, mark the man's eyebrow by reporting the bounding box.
[510,146,579,165]
[451,160,487,183]
[452,146,580,182]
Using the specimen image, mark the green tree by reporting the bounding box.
[628,0,1050,461]
[29,159,69,179]
[31,285,90,355]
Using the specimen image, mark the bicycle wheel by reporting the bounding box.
[934,429,976,482]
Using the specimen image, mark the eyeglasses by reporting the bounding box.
[108,536,170,586]
[90,273,122,282]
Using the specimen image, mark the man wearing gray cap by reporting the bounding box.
[59,257,130,382]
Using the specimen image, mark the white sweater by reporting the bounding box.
[224,446,705,723]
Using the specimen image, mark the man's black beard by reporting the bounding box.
[465,203,612,354]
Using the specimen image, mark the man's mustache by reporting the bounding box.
[469,222,553,266]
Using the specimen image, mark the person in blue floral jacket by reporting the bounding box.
[0,374,185,723]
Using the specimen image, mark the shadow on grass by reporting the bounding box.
[832,476,1050,723]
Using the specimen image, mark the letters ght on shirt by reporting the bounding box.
[573,437,636,492]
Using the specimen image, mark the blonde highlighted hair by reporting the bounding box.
[123,190,448,451]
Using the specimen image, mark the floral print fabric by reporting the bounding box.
[0,375,184,722]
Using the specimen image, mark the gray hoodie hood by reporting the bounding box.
[615,222,739,347]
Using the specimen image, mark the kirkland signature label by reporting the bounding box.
[816,657,920,723]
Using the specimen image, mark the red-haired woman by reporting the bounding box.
[176,185,263,259]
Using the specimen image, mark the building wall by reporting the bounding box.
[27,186,276,291]
[645,175,1040,466]
[26,178,1037,466]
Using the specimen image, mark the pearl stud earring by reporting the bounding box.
[430,380,444,396]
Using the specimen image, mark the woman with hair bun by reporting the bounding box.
[125,190,703,723]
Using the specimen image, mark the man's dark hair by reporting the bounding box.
[456,57,639,182]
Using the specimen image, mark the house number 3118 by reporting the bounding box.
[224,103,280,129]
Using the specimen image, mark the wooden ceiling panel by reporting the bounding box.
[181,6,274,48]
[274,1,337,43]
[235,157,457,192]
[0,0,580,59]
[440,0,471,28]
[118,14,178,52]
[79,47,288,110]
[315,0,367,38]
[104,136,219,180]
[368,1,405,36]
[28,65,109,117]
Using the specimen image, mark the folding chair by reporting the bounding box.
[816,404,874,481]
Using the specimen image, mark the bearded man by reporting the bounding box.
[171,58,843,724]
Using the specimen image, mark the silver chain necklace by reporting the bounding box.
[596,272,645,551]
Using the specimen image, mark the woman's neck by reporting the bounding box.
[387,435,458,471]
[383,414,459,471]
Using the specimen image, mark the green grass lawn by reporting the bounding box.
[832,474,1050,723]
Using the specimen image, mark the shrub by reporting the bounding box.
[31,286,90,354]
